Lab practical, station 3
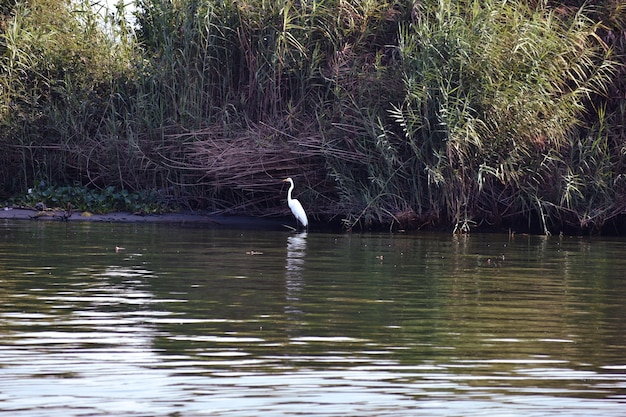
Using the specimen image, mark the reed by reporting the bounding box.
[0,0,624,233]
[388,0,616,232]
[0,0,138,190]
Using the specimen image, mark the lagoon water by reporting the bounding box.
[0,220,625,416]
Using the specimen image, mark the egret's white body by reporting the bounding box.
[283,177,308,229]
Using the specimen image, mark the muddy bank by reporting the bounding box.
[0,207,289,230]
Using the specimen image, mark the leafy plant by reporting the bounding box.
[15,183,167,214]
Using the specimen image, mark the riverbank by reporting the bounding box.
[0,207,288,229]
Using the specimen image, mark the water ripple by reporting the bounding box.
[0,223,625,415]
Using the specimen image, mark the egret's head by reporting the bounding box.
[282,177,293,184]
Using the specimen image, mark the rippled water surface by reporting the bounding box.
[0,220,625,416]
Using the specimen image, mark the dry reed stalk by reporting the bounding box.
[170,126,322,184]
[138,120,336,215]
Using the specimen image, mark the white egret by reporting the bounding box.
[282,177,308,229]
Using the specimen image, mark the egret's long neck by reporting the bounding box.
[287,181,294,201]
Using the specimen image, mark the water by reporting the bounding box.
[0,220,625,416]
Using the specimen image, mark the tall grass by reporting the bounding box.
[386,0,615,233]
[127,0,408,211]
[0,0,138,192]
[0,0,623,232]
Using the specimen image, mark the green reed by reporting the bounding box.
[386,0,616,233]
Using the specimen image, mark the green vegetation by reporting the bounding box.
[13,183,167,214]
[0,0,624,233]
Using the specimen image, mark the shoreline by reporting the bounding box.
[0,207,288,229]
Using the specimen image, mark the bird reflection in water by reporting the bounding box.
[285,232,307,316]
